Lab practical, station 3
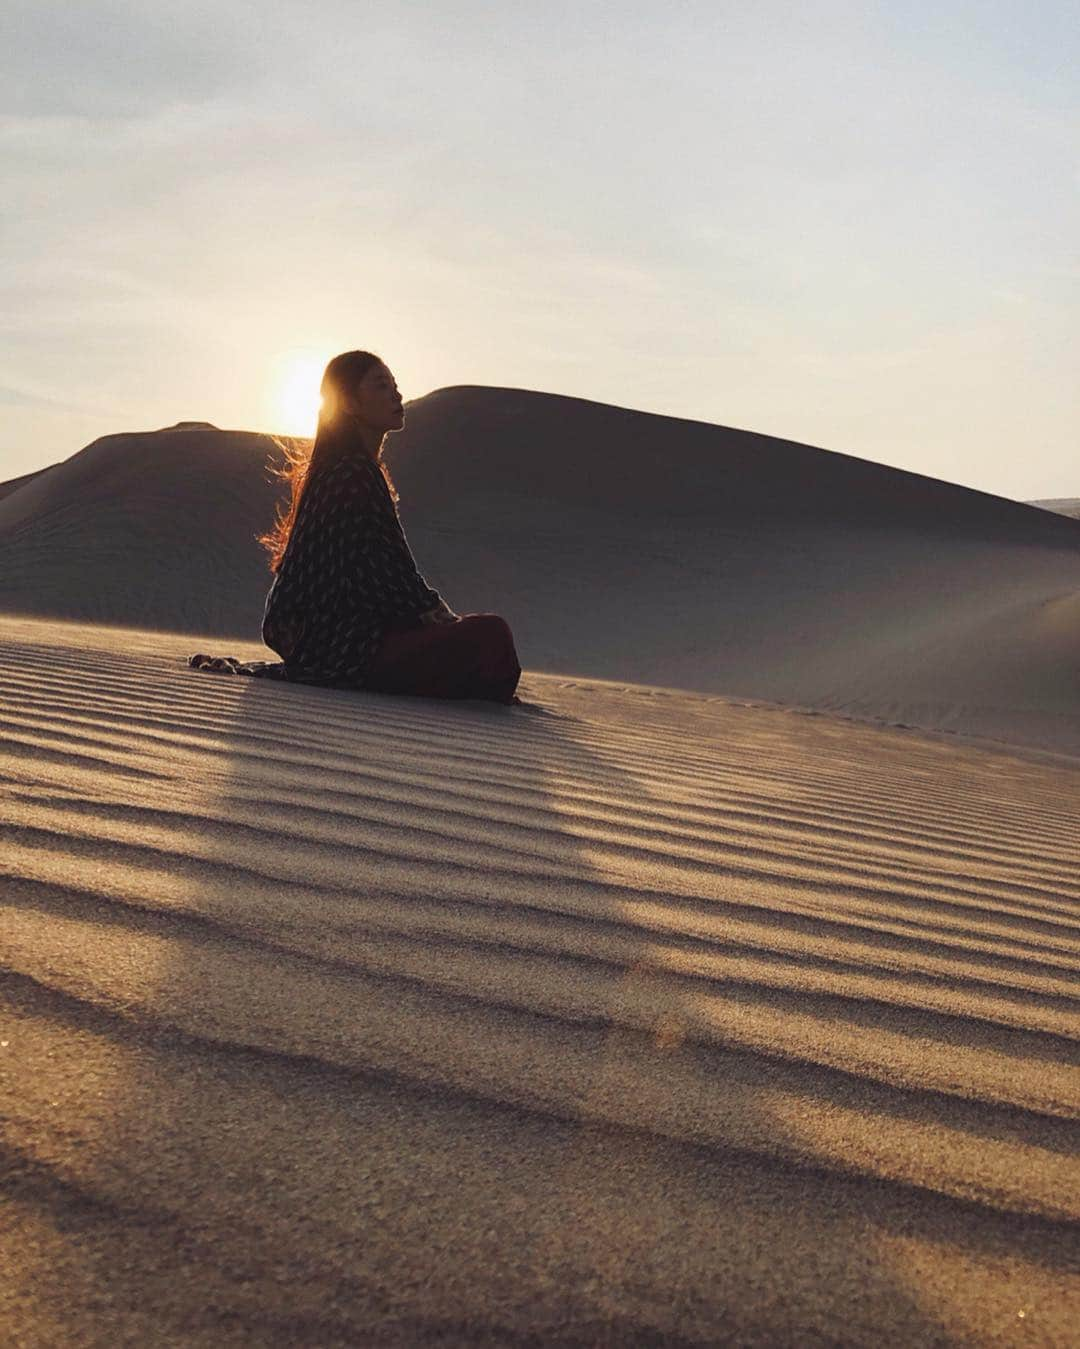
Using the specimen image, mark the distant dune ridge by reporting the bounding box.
[1030,498,1080,520]
[1,384,1078,757]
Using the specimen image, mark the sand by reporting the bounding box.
[1030,500,1080,521]
[3,389,1080,760]
[2,612,1078,1346]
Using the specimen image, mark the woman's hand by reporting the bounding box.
[418,601,460,625]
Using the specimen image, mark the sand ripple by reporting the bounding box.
[2,617,1078,1346]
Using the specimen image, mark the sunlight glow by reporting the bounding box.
[266,350,326,437]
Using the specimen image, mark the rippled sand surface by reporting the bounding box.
[2,616,1078,1346]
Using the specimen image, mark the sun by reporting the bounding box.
[266,350,326,437]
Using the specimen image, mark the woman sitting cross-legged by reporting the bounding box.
[189,349,522,705]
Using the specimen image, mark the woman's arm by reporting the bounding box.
[340,457,454,621]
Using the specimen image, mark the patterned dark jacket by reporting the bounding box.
[188,451,445,685]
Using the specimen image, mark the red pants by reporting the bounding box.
[364,613,522,704]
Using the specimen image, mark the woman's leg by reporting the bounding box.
[364,613,522,703]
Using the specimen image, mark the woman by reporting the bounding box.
[189,350,522,704]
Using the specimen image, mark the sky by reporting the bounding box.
[1,0,1077,501]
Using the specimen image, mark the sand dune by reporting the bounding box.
[2,613,1078,1345]
[2,388,1079,759]
[1030,498,1080,521]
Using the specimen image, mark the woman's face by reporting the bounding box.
[349,362,405,433]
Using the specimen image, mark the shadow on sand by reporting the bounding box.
[3,627,1074,1343]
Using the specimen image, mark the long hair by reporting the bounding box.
[256,349,401,574]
